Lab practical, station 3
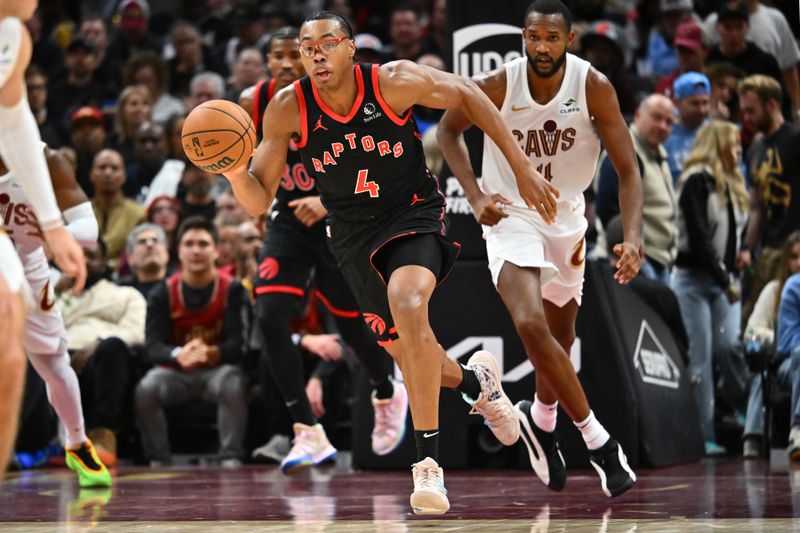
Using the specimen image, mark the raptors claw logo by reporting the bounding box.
[362,312,386,336]
[258,257,279,280]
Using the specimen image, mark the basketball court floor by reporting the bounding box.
[0,455,798,531]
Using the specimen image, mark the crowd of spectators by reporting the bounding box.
[11,0,800,466]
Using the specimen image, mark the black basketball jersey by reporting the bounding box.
[293,63,433,223]
[255,78,321,233]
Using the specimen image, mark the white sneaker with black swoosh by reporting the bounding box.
[515,400,566,491]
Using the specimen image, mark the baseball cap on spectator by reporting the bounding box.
[70,106,105,127]
[674,20,704,52]
[354,34,383,53]
[67,34,96,54]
[659,0,693,12]
[119,0,150,34]
[580,20,629,68]
[717,2,748,22]
[673,71,711,100]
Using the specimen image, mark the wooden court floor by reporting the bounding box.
[0,457,799,531]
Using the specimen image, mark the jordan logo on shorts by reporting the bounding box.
[259,257,280,280]
[363,312,386,336]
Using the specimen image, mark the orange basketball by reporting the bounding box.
[181,99,256,174]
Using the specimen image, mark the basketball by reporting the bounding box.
[181,99,256,174]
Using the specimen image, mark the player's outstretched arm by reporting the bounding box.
[222,86,298,218]
[47,147,99,248]
[586,69,643,284]
[438,69,512,226]
[379,60,559,223]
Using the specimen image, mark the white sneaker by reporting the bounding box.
[280,423,337,475]
[410,457,449,515]
[789,426,800,462]
[252,434,291,463]
[465,350,520,445]
[372,379,409,456]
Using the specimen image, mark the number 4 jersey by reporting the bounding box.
[293,63,435,224]
[481,54,601,207]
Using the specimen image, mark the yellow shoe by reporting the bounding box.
[66,439,112,488]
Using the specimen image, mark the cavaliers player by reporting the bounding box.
[438,0,642,497]
[0,0,86,479]
[240,27,408,474]
[223,11,558,514]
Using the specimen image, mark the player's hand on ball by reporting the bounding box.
[516,163,559,224]
[471,192,511,226]
[613,241,643,285]
[288,196,328,227]
[43,226,86,294]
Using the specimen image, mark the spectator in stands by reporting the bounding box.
[596,94,678,284]
[655,19,708,99]
[26,8,63,73]
[222,2,270,73]
[742,231,800,458]
[111,85,154,164]
[90,149,145,267]
[136,216,248,466]
[426,0,447,58]
[704,0,800,122]
[26,66,63,148]
[226,48,266,102]
[215,192,248,226]
[167,22,228,99]
[107,0,163,66]
[124,52,186,126]
[147,195,181,272]
[237,220,263,298]
[178,164,217,221]
[118,223,171,299]
[126,122,185,207]
[579,20,637,117]
[58,239,145,466]
[740,75,800,322]
[80,12,122,98]
[216,219,242,278]
[706,2,787,117]
[382,4,427,63]
[353,34,383,65]
[706,62,745,121]
[647,0,695,78]
[664,72,711,184]
[188,72,226,111]
[69,106,108,197]
[776,271,800,460]
[671,120,750,455]
[165,113,188,161]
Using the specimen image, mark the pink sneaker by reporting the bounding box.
[372,379,409,455]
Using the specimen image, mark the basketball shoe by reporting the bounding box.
[371,378,408,455]
[588,438,636,497]
[65,439,112,488]
[515,400,566,491]
[464,350,519,445]
[410,457,449,515]
[280,423,337,475]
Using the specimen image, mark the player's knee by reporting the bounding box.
[552,332,576,353]
[387,283,427,317]
[134,374,161,406]
[514,316,550,350]
[216,368,246,402]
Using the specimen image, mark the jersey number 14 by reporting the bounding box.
[354,169,380,198]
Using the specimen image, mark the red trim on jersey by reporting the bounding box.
[293,80,308,148]
[253,80,266,127]
[255,285,305,297]
[371,64,412,126]
[267,77,277,100]
[311,65,365,124]
[368,231,418,287]
[378,338,395,348]
[313,289,361,319]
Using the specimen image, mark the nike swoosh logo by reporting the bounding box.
[286,399,298,407]
[422,431,439,438]
[511,105,531,112]
[40,280,55,312]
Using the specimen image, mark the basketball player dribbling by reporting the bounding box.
[0,0,87,480]
[439,0,643,497]
[241,27,409,474]
[222,11,559,514]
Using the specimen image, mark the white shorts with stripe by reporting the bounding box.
[483,195,588,307]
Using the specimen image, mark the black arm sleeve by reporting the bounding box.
[217,281,248,365]
[679,173,730,287]
[144,281,176,365]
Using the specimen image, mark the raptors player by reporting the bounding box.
[0,145,111,488]
[0,0,86,479]
[241,27,407,474]
[439,0,642,497]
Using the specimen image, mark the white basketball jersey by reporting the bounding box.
[0,18,23,89]
[0,169,45,259]
[481,54,601,207]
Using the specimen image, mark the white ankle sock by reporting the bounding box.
[531,394,558,432]
[574,411,610,450]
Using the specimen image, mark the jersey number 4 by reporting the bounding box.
[354,169,380,198]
